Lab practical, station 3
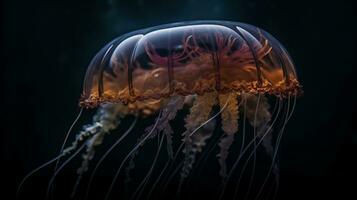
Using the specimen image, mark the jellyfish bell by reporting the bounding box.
[18,20,302,200]
[80,21,301,108]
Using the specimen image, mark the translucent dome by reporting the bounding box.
[80,21,301,107]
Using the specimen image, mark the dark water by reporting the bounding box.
[2,0,356,199]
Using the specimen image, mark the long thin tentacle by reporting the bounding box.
[233,97,280,199]
[219,97,282,200]
[83,117,138,200]
[16,150,74,198]
[186,119,219,184]
[124,97,185,184]
[66,104,127,198]
[146,157,171,199]
[244,94,261,200]
[254,96,296,200]
[131,134,165,200]
[148,134,188,199]
[54,108,84,174]
[155,143,185,199]
[270,96,296,200]
[252,97,288,200]
[48,108,84,199]
[104,110,162,200]
[45,143,86,199]
[160,99,229,196]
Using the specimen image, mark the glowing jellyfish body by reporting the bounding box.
[81,21,300,107]
[19,21,302,200]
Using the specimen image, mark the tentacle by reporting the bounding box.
[153,142,186,199]
[44,104,127,199]
[185,112,218,184]
[131,134,165,200]
[63,103,129,156]
[244,94,271,138]
[232,97,280,200]
[191,114,217,154]
[235,94,262,200]
[147,158,172,199]
[219,95,282,200]
[160,96,185,158]
[124,96,185,183]
[160,96,227,196]
[185,117,219,186]
[238,94,288,200]
[176,92,217,198]
[53,108,83,176]
[161,102,225,196]
[16,147,78,198]
[255,96,296,200]
[104,110,162,200]
[66,103,129,198]
[45,143,86,199]
[17,108,85,198]
[180,92,217,184]
[246,94,261,200]
[217,93,239,179]
[243,94,278,181]
[191,134,222,179]
[84,118,138,200]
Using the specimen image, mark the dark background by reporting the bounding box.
[1,0,356,199]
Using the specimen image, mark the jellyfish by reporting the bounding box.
[18,21,302,200]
